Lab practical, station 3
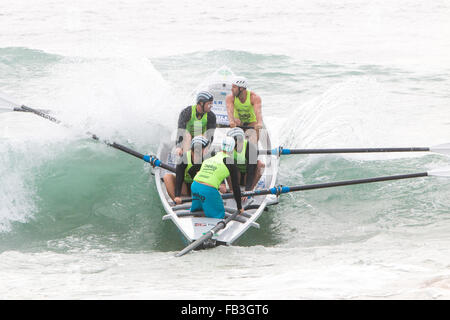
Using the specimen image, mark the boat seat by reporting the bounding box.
[169,210,260,228]
[223,207,252,218]
[172,203,192,211]
[175,210,248,224]
[172,203,252,218]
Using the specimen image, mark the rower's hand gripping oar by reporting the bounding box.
[260,145,450,156]
[1,93,175,172]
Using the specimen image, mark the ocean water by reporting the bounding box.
[0,0,450,299]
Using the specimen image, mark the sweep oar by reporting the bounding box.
[260,145,450,156]
[0,92,175,172]
[180,168,450,204]
[175,209,240,257]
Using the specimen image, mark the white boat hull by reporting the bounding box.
[153,66,280,247]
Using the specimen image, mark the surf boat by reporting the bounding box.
[153,66,280,248]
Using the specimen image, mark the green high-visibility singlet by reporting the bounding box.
[185,105,208,137]
[233,140,248,173]
[233,90,256,123]
[194,152,230,189]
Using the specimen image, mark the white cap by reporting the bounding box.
[227,127,245,139]
[232,76,248,88]
[191,135,209,149]
[221,136,236,152]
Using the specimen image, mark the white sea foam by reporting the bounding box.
[0,0,449,301]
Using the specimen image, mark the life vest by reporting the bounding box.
[184,150,194,183]
[233,90,256,123]
[233,139,248,173]
[185,105,208,137]
[194,152,230,189]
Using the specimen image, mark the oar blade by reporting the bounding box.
[430,143,450,156]
[0,91,21,110]
[0,92,51,114]
[427,168,450,177]
[175,232,214,257]
[0,107,15,113]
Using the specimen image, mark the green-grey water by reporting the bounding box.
[1,0,449,299]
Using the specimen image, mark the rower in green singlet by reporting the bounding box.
[226,76,263,144]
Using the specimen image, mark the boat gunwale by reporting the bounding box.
[154,126,279,245]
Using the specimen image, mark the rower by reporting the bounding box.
[175,91,217,156]
[226,127,265,191]
[164,136,210,204]
[225,76,263,144]
[190,137,244,219]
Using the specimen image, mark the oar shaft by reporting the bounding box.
[12,106,50,113]
[247,172,428,196]
[176,211,238,257]
[20,105,61,124]
[246,172,428,197]
[18,105,176,172]
[106,140,145,160]
[181,172,430,204]
[259,147,431,155]
[287,172,428,192]
[92,135,175,172]
[175,228,218,257]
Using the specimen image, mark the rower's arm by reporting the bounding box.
[187,164,201,179]
[174,155,188,197]
[251,93,263,125]
[176,107,191,148]
[176,131,191,150]
[225,94,236,126]
[245,142,258,191]
[205,112,217,145]
[225,162,242,210]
